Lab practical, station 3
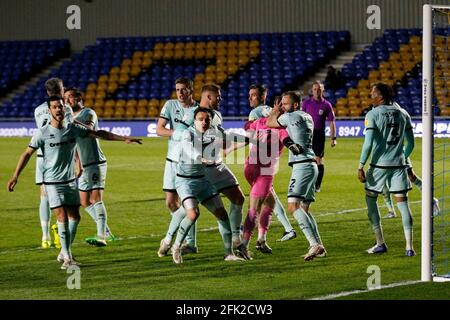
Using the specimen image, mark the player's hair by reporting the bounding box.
[46,95,63,108]
[175,77,194,91]
[201,83,220,94]
[64,86,83,99]
[249,84,268,96]
[312,80,325,91]
[194,107,213,120]
[282,91,302,105]
[45,78,64,95]
[373,83,394,105]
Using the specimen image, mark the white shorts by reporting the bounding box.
[35,156,44,185]
[163,159,178,193]
[175,175,218,206]
[78,163,107,192]
[44,180,80,209]
[205,162,239,193]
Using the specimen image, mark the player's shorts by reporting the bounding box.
[78,163,107,192]
[175,175,219,206]
[365,165,412,194]
[244,163,273,198]
[35,155,44,185]
[312,130,325,158]
[163,159,178,193]
[44,180,80,209]
[205,162,239,193]
[287,161,318,203]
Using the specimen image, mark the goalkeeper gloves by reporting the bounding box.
[283,137,303,155]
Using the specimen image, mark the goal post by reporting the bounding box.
[422,4,450,282]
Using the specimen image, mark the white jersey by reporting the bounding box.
[34,101,73,156]
[29,122,89,183]
[74,107,106,167]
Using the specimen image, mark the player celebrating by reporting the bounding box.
[267,91,326,261]
[64,87,115,246]
[7,96,142,269]
[358,83,416,256]
[34,77,73,249]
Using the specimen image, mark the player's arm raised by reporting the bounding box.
[88,129,142,144]
[7,147,36,192]
[266,100,283,128]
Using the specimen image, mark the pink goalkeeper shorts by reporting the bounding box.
[244,162,274,198]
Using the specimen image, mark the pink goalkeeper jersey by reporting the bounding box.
[246,117,289,172]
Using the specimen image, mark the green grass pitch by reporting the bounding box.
[0,137,448,300]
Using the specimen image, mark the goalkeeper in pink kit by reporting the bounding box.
[236,115,302,259]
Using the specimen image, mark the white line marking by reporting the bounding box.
[309,280,423,300]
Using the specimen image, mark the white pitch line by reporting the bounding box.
[309,280,423,300]
[0,200,422,256]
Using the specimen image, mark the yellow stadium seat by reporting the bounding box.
[205,48,216,59]
[336,98,348,108]
[154,43,164,50]
[135,106,147,118]
[194,42,206,50]
[84,99,94,108]
[142,58,152,68]
[238,40,249,48]
[108,74,119,83]
[358,79,370,89]
[147,107,159,117]
[126,100,137,108]
[102,107,113,118]
[217,41,227,49]
[107,83,118,93]
[113,107,125,118]
[184,49,195,59]
[119,74,129,85]
[98,75,109,83]
[131,58,142,66]
[227,48,239,57]
[163,50,174,59]
[86,83,97,91]
[84,91,95,100]
[94,99,105,108]
[130,66,141,77]
[110,67,120,75]
[95,91,106,100]
[143,51,153,58]
[116,100,126,108]
[159,100,167,110]
[120,66,131,74]
[206,41,216,49]
[249,47,260,57]
[97,83,108,91]
[148,99,159,109]
[249,40,259,48]
[238,56,249,66]
[347,88,359,98]
[216,47,227,57]
[336,107,349,116]
[132,51,143,59]
[174,42,185,50]
[164,42,174,51]
[125,107,137,118]
[104,100,115,108]
[216,73,227,83]
[350,107,362,117]
[121,59,132,67]
[194,49,205,60]
[410,36,421,44]
[152,50,163,60]
[138,99,148,108]
[94,106,104,117]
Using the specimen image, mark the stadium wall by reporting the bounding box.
[1,0,449,51]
